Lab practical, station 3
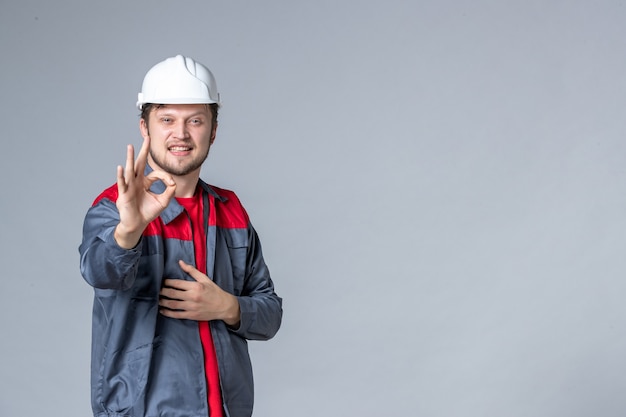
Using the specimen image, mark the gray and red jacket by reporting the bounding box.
[79,171,282,417]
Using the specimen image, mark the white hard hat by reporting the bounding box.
[136,55,220,109]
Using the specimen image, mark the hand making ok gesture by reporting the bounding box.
[114,137,177,249]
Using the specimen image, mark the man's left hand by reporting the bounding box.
[159,260,241,327]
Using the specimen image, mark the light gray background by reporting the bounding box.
[1,1,625,416]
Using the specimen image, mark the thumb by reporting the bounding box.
[145,171,177,203]
[178,260,210,283]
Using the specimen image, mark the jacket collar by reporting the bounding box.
[144,164,228,225]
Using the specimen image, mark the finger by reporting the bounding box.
[159,307,191,320]
[159,286,178,299]
[116,165,127,193]
[158,177,177,204]
[145,170,176,188]
[135,136,150,175]
[161,279,192,292]
[159,299,205,321]
[178,259,195,273]
[124,144,135,181]
[144,171,177,207]
[159,295,185,308]
[179,260,211,283]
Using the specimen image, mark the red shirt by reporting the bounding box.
[177,190,224,417]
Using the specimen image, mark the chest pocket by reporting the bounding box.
[216,228,249,296]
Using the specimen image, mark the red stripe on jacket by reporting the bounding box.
[93,184,250,236]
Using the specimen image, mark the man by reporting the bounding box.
[79,55,282,417]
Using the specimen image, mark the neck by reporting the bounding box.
[172,173,200,198]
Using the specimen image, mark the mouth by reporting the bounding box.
[169,145,192,151]
[168,145,193,155]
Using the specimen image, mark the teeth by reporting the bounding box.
[170,146,191,151]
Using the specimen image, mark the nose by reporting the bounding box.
[173,120,189,139]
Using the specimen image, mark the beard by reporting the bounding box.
[149,147,210,176]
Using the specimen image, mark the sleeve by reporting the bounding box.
[79,197,142,290]
[232,223,283,341]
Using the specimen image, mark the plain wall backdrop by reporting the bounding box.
[1,1,626,416]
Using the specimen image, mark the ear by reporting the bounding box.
[139,118,150,140]
[210,123,218,145]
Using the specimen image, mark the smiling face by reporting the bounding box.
[140,104,217,178]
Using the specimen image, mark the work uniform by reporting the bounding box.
[79,169,283,417]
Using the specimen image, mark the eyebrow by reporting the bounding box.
[156,111,207,118]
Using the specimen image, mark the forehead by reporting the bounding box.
[151,104,211,117]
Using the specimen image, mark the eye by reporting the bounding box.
[190,118,202,125]
[160,117,173,123]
